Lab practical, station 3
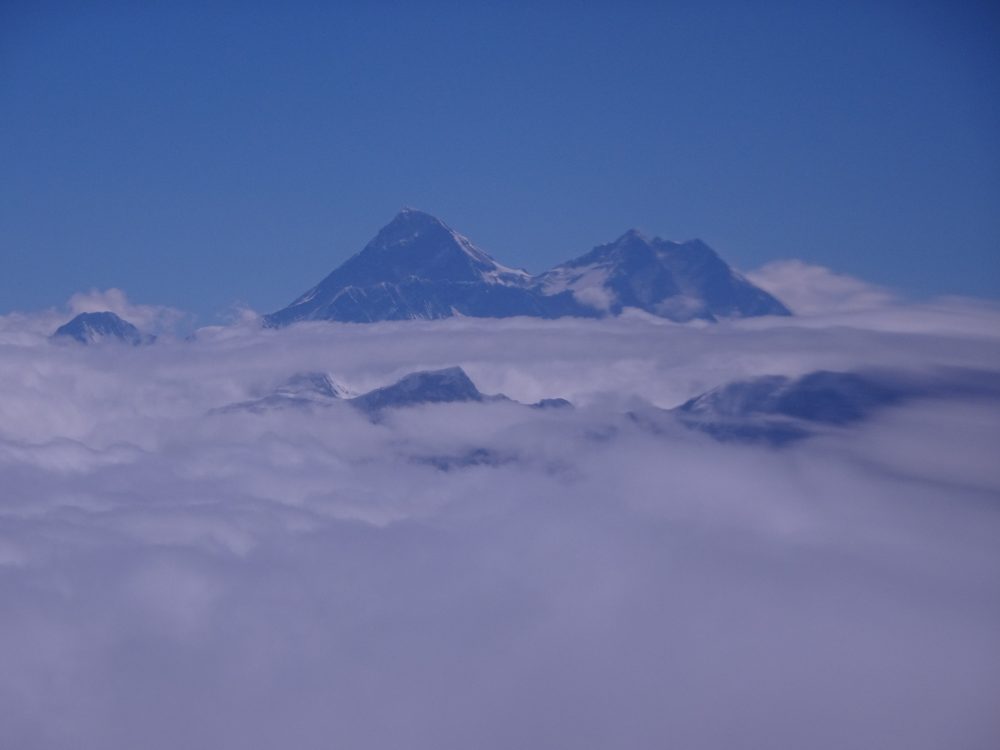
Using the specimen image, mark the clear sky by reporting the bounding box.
[2,0,998,321]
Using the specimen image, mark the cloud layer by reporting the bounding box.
[1,290,999,749]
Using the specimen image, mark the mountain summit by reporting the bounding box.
[264,209,544,326]
[538,230,790,321]
[265,210,790,326]
[51,311,153,345]
[349,366,489,417]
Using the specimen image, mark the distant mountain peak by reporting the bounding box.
[349,366,491,418]
[51,311,153,346]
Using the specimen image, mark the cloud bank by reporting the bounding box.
[0,292,998,749]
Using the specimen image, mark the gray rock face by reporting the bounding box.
[265,209,790,326]
[52,311,153,345]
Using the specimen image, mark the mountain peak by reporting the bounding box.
[350,366,486,417]
[616,228,652,243]
[263,210,537,326]
[382,206,447,233]
[396,205,433,218]
[352,210,525,286]
[51,311,152,346]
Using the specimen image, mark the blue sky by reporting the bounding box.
[2,1,998,320]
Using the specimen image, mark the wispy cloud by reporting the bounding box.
[747,260,897,315]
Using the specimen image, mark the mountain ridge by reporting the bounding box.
[265,209,790,326]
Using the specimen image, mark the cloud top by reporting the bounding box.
[747,259,896,314]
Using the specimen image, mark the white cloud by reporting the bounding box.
[747,259,897,315]
[0,295,998,749]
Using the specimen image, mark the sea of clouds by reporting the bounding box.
[1,265,998,749]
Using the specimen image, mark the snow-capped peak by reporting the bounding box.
[51,311,153,346]
[374,208,530,282]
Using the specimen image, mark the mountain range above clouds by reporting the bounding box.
[264,208,791,326]
[46,208,791,343]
